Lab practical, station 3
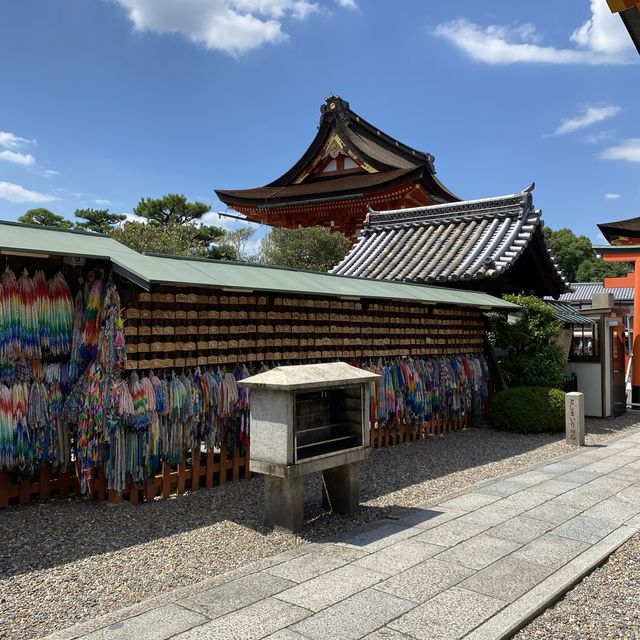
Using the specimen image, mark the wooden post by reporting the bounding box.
[19,479,31,505]
[177,463,187,495]
[0,474,9,508]
[145,478,156,502]
[95,466,106,503]
[39,464,51,502]
[108,489,123,504]
[162,463,171,499]
[59,471,69,497]
[219,444,228,485]
[205,450,214,489]
[128,481,139,505]
[232,448,240,482]
[192,446,201,491]
[244,444,251,480]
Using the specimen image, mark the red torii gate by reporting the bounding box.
[597,247,640,405]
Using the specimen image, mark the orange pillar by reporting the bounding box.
[633,259,640,406]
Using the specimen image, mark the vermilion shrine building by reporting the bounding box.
[215,96,460,238]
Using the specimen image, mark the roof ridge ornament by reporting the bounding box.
[321,95,350,115]
[523,181,535,193]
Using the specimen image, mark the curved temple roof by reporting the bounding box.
[331,184,568,298]
[215,95,460,212]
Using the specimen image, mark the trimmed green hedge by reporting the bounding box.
[490,387,565,433]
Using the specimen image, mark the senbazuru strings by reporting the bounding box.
[0,265,493,501]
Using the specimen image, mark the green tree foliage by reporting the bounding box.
[18,208,73,229]
[195,225,238,260]
[220,227,256,262]
[544,226,629,282]
[110,221,210,257]
[74,208,126,233]
[259,226,351,272]
[575,256,628,282]
[490,387,565,433]
[133,193,210,226]
[490,294,565,388]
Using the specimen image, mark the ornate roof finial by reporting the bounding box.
[523,181,535,193]
[321,95,350,115]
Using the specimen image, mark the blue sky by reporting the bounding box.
[0,0,638,249]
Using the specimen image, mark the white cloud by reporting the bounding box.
[570,0,632,57]
[600,139,640,162]
[94,198,114,205]
[113,0,354,55]
[0,131,35,149]
[0,181,59,203]
[434,0,635,65]
[584,130,614,144]
[123,212,146,223]
[553,105,621,136]
[334,0,357,8]
[605,193,621,199]
[0,150,36,165]
[200,210,263,231]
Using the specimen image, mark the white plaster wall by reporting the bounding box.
[603,324,612,418]
[564,361,602,417]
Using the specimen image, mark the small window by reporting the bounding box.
[571,324,599,360]
[324,158,338,172]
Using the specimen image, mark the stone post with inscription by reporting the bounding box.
[565,392,585,446]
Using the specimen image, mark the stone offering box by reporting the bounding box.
[238,362,380,532]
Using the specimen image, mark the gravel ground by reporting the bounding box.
[1,414,639,640]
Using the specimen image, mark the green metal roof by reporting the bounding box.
[0,220,518,310]
[545,301,596,326]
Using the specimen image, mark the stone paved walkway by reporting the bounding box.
[45,429,640,640]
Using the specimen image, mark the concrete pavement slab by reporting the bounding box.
[475,480,530,497]
[361,629,415,639]
[460,556,553,603]
[533,479,581,496]
[518,499,581,525]
[79,604,207,640]
[335,522,423,553]
[394,507,466,530]
[388,586,506,640]
[374,557,475,603]
[178,572,296,619]
[350,538,443,575]
[582,496,640,524]
[274,562,386,612]
[414,519,490,547]
[437,492,501,511]
[512,533,590,569]
[172,598,310,640]
[434,534,521,570]
[552,514,619,544]
[266,545,366,583]
[487,515,554,544]
[289,588,414,640]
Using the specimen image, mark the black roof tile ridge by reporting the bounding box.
[369,190,527,216]
[368,193,530,227]
[367,201,532,230]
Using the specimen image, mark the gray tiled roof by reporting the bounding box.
[330,186,568,296]
[547,282,634,304]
